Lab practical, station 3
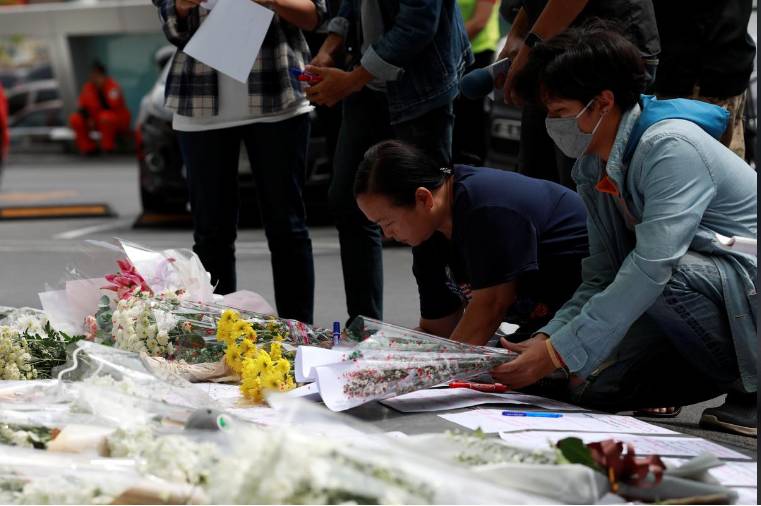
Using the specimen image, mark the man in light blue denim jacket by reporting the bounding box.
[300,0,473,324]
[493,23,757,436]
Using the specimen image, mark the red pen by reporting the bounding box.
[448,381,509,393]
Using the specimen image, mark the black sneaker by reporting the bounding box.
[700,392,757,437]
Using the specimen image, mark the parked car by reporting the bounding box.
[135,47,334,225]
[483,38,524,171]
[8,102,68,148]
[6,79,61,121]
[6,79,69,150]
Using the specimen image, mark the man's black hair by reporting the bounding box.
[354,140,449,207]
[91,61,107,75]
[513,19,648,110]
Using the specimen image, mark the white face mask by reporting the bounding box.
[545,99,605,159]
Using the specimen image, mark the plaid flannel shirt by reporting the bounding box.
[153,0,326,118]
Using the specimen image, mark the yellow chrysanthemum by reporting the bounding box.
[220,309,239,325]
[216,309,239,342]
[244,326,257,342]
[274,358,290,375]
[260,370,282,390]
[239,338,257,359]
[232,320,252,339]
[269,341,282,361]
[252,349,273,370]
[240,370,265,404]
[216,321,230,343]
[224,343,243,374]
[238,348,296,403]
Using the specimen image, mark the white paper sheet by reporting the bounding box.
[193,382,241,408]
[183,0,274,83]
[283,381,321,401]
[499,431,750,460]
[440,409,677,434]
[294,346,346,383]
[380,388,587,413]
[663,458,757,488]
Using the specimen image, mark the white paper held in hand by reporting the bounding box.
[183,0,274,83]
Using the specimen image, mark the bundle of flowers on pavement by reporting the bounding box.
[296,317,518,411]
[0,239,334,387]
[0,307,80,381]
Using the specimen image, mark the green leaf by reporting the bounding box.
[556,437,603,472]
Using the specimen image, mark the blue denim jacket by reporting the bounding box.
[542,101,758,391]
[327,0,473,124]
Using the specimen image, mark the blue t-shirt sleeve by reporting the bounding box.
[461,206,539,289]
[412,235,464,320]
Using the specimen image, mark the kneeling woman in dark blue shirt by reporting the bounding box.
[354,140,589,346]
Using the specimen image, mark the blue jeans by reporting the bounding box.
[572,252,743,412]
[176,114,315,324]
[330,88,454,322]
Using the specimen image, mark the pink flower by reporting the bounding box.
[83,315,98,341]
[102,259,152,299]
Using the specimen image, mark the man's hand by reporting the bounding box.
[490,333,557,389]
[311,33,344,69]
[503,43,529,106]
[176,0,202,17]
[310,51,336,68]
[304,65,373,107]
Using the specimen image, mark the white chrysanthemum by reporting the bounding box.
[15,475,115,504]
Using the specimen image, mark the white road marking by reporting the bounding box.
[53,219,134,240]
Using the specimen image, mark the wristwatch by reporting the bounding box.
[524,32,543,49]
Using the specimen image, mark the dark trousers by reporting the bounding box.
[176,114,315,324]
[453,50,494,164]
[330,88,454,322]
[532,252,748,412]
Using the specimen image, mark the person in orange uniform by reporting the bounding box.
[69,62,131,154]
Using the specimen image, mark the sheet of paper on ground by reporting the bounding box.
[499,431,750,460]
[380,388,587,413]
[440,408,677,434]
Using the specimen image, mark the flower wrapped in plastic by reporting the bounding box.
[35,239,334,368]
[0,444,205,504]
[0,307,81,380]
[299,317,517,411]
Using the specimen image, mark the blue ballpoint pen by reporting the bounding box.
[502,411,563,418]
